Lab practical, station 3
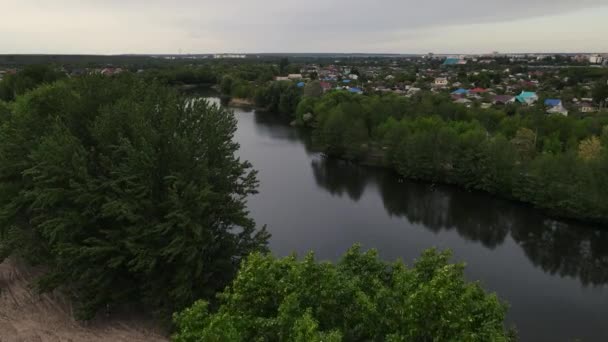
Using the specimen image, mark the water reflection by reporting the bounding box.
[310,155,608,286]
[512,221,608,287]
[311,158,367,201]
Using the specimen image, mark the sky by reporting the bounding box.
[1,0,608,54]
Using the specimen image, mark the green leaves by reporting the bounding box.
[0,75,268,320]
[174,246,512,342]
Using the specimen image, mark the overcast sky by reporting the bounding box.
[2,0,607,54]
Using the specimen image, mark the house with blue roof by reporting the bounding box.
[544,99,562,107]
[515,91,539,105]
[342,79,351,84]
[348,87,363,94]
[296,82,305,88]
[451,88,469,95]
[443,58,460,66]
[545,99,568,116]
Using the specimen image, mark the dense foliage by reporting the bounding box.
[0,75,269,319]
[294,92,608,223]
[173,245,513,341]
[0,64,66,101]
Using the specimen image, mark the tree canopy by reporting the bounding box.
[0,64,67,101]
[173,245,514,342]
[0,75,269,319]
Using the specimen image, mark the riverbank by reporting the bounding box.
[228,97,256,107]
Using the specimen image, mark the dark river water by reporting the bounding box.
[214,97,608,342]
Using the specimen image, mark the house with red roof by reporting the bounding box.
[319,81,333,92]
[469,87,488,94]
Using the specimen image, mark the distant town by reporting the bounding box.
[2,52,605,116]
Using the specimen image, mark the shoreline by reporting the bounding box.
[216,95,605,227]
[228,97,256,108]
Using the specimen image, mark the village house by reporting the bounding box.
[319,81,333,92]
[589,55,604,64]
[453,98,472,107]
[100,68,123,76]
[545,99,568,116]
[578,102,597,113]
[451,88,469,96]
[493,95,515,105]
[434,77,449,88]
[515,91,539,105]
[287,74,303,80]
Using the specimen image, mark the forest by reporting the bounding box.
[0,66,514,339]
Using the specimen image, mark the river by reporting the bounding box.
[211,97,608,341]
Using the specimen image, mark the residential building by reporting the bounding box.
[434,77,449,87]
[493,95,515,105]
[578,102,597,113]
[443,58,467,66]
[468,87,488,95]
[453,98,472,107]
[545,99,568,116]
[544,99,560,106]
[515,91,539,105]
[451,88,469,95]
[319,82,332,92]
[589,55,604,64]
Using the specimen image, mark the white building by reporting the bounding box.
[589,55,604,64]
[214,54,246,59]
[287,74,303,80]
[434,77,449,87]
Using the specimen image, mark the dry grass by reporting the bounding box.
[0,259,167,342]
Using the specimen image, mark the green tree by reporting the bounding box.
[173,245,513,342]
[279,57,290,75]
[0,65,66,101]
[303,80,323,98]
[0,76,269,319]
[591,79,608,106]
[278,83,301,115]
[511,128,537,162]
[578,136,602,161]
[220,75,234,95]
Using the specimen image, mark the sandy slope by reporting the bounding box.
[0,259,167,342]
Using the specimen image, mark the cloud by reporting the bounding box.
[0,0,607,53]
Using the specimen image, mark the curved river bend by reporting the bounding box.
[213,97,608,342]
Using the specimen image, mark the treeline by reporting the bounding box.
[142,66,217,86]
[293,91,608,223]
